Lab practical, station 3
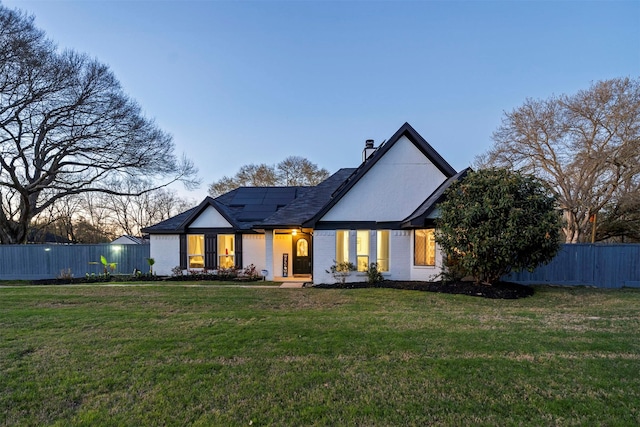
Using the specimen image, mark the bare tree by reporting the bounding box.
[33,183,195,241]
[32,193,117,243]
[479,78,640,243]
[208,157,330,197]
[98,181,194,236]
[0,5,198,243]
[596,180,640,242]
[276,156,330,186]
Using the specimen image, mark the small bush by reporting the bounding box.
[366,263,384,284]
[439,255,466,283]
[326,261,356,284]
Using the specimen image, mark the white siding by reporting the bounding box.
[265,230,274,280]
[273,234,292,278]
[242,234,266,271]
[312,230,336,284]
[190,206,232,228]
[150,234,180,276]
[313,229,444,283]
[389,230,411,280]
[320,135,447,222]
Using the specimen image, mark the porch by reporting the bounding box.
[263,228,313,281]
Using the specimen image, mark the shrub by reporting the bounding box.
[366,263,384,284]
[436,168,561,284]
[326,261,356,284]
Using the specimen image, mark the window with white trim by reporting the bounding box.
[217,234,235,269]
[377,230,389,272]
[188,235,205,269]
[414,229,436,266]
[336,230,349,264]
[356,230,369,272]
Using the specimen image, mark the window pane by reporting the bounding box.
[336,230,349,264]
[297,238,308,257]
[414,230,426,265]
[188,235,204,268]
[427,230,436,266]
[189,255,204,269]
[414,229,435,266]
[217,234,235,269]
[356,230,369,271]
[377,230,389,272]
[218,255,235,269]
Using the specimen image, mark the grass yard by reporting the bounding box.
[1,283,639,426]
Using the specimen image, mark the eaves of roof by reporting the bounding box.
[140,197,239,234]
[401,167,471,228]
[140,206,198,234]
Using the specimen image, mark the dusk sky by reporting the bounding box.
[4,0,639,202]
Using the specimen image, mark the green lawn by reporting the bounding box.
[1,284,639,426]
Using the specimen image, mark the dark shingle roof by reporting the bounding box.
[142,169,356,233]
[143,123,455,234]
[258,168,356,228]
[214,186,307,229]
[141,206,198,233]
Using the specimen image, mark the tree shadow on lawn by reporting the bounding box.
[313,280,534,299]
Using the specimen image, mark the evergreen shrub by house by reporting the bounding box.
[436,168,561,284]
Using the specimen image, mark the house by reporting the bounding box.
[27,229,73,244]
[111,235,148,245]
[142,123,468,283]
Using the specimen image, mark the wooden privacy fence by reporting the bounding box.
[0,244,150,280]
[506,244,640,289]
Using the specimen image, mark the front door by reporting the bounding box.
[292,233,312,275]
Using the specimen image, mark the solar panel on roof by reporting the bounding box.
[242,204,278,212]
[237,211,274,221]
[232,197,266,204]
[230,188,268,205]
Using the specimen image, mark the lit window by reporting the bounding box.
[336,230,349,264]
[414,229,436,266]
[377,230,389,272]
[297,238,308,257]
[357,230,369,272]
[217,234,235,269]
[188,235,205,269]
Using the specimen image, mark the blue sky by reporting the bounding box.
[4,0,639,201]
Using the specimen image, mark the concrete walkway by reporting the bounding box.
[279,282,305,288]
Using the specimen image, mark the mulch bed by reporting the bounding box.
[313,280,534,299]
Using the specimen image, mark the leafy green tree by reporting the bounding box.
[436,168,561,284]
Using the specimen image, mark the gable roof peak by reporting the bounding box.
[303,123,457,227]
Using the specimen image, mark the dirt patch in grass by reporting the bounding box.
[314,280,534,299]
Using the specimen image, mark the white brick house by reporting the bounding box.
[142,123,468,283]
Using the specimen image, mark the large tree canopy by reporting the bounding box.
[0,6,197,243]
[209,156,330,197]
[479,77,640,243]
[436,168,561,285]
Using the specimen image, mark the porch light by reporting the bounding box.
[292,230,297,236]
